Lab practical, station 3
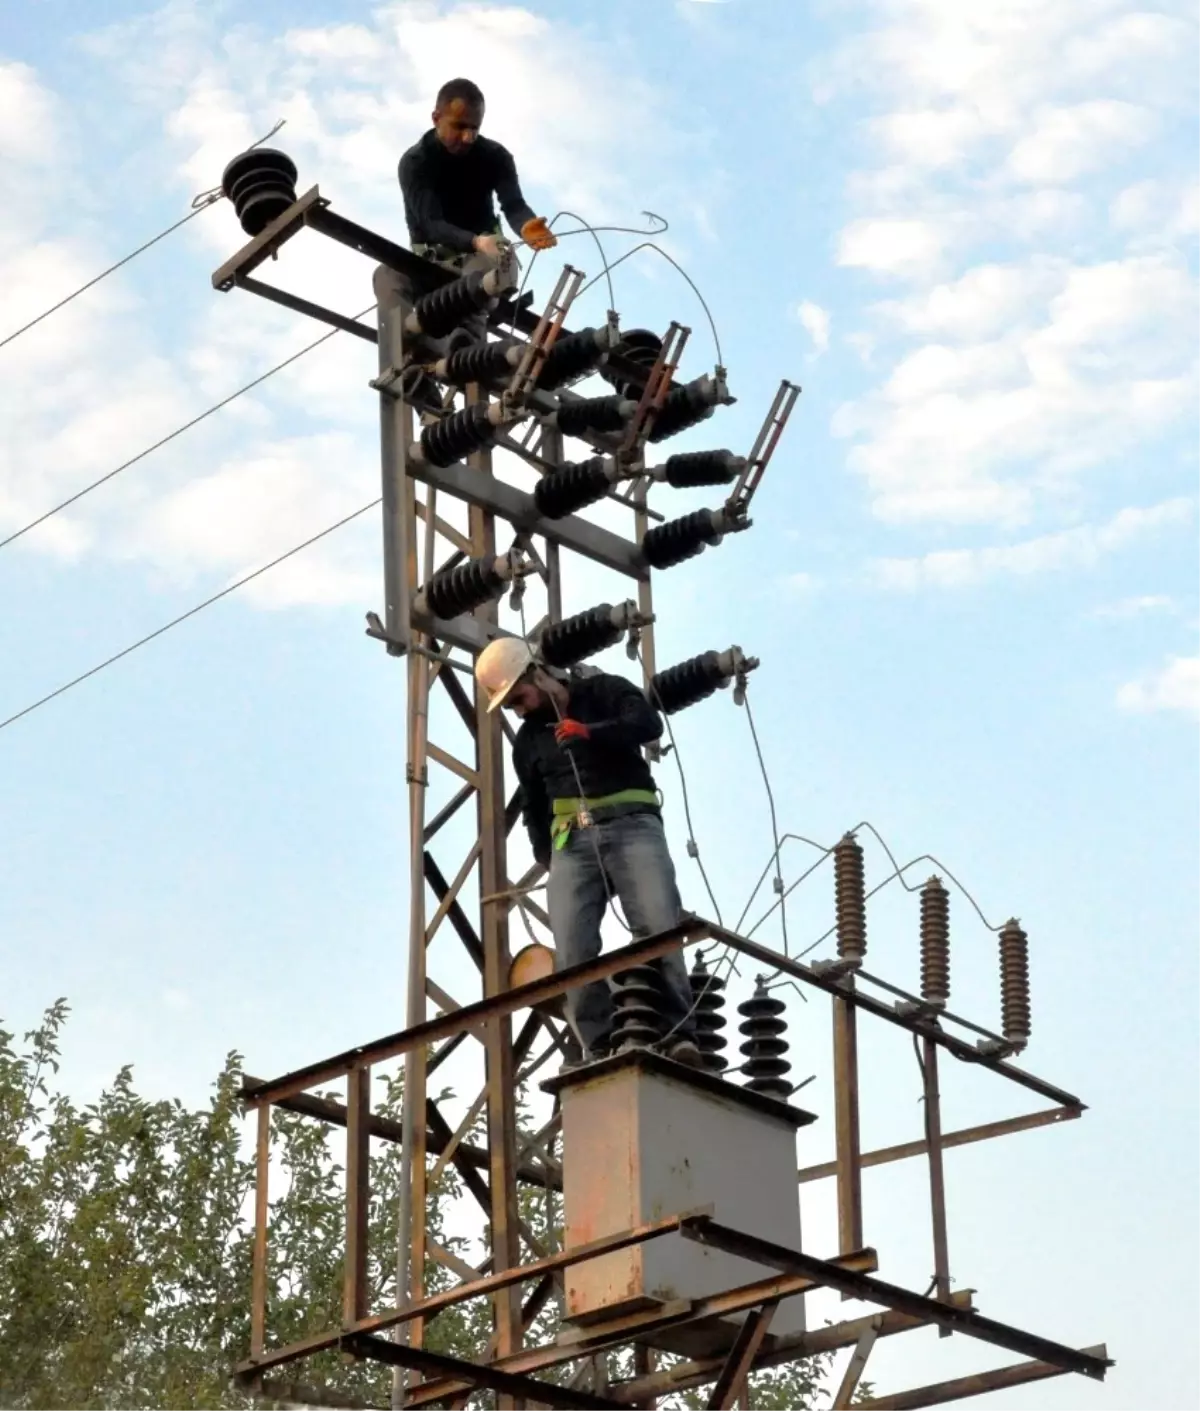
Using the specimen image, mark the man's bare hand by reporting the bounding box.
[472,233,504,259]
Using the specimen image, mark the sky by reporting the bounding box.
[1,0,1197,1407]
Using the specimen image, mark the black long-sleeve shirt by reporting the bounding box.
[511,672,663,867]
[398,130,538,254]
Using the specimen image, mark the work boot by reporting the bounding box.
[664,1036,703,1069]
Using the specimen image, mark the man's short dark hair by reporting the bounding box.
[436,78,484,110]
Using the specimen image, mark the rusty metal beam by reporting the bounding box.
[423,852,485,972]
[348,1333,625,1410]
[921,1038,951,1323]
[608,1296,975,1406]
[854,1345,1110,1409]
[241,919,708,1106]
[706,1302,777,1410]
[831,1320,879,1409]
[250,1103,269,1358]
[797,1105,1082,1184]
[404,1248,881,1406]
[679,1218,1109,1380]
[832,980,863,1267]
[343,1065,370,1324]
[238,1075,553,1187]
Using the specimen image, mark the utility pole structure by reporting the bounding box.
[217,147,1111,1411]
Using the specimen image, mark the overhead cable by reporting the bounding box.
[0,498,380,735]
[0,304,375,554]
[0,118,285,354]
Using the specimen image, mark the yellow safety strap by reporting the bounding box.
[550,789,659,850]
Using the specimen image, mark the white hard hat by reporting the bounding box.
[475,637,537,712]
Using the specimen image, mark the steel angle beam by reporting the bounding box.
[406,456,644,578]
[212,186,327,291]
[679,1218,1109,1381]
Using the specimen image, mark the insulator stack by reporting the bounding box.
[417,555,508,619]
[611,966,667,1051]
[650,650,730,715]
[689,955,728,1072]
[833,833,867,965]
[540,603,626,668]
[737,981,791,1100]
[553,395,636,437]
[647,375,726,443]
[418,403,497,467]
[998,919,1031,1049]
[640,508,724,570]
[535,328,611,390]
[533,459,613,519]
[408,269,501,339]
[221,149,298,237]
[919,877,950,1010]
[657,450,744,489]
[601,329,663,398]
[440,340,519,386]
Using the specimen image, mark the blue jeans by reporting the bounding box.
[547,811,697,1055]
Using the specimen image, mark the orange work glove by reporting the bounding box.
[520,216,557,251]
[554,718,590,746]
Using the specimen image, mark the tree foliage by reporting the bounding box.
[1,1002,855,1409]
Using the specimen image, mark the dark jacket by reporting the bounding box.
[398,130,537,253]
[512,672,663,867]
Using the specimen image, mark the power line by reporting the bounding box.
[0,306,375,554]
[0,118,286,354]
[0,498,380,735]
[741,690,789,954]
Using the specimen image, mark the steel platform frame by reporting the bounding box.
[213,183,1111,1410]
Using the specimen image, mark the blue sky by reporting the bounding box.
[1,1,1197,1406]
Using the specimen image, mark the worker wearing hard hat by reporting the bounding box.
[476,637,703,1070]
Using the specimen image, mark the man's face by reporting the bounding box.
[433,98,483,155]
[503,673,546,718]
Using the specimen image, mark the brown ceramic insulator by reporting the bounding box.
[999,919,1031,1047]
[919,877,950,1009]
[833,833,866,963]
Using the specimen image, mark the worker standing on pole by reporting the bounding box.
[374,77,558,406]
[398,77,558,265]
[475,639,703,1071]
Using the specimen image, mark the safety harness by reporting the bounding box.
[550,789,660,851]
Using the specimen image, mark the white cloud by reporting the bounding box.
[868,497,1194,590]
[838,217,948,278]
[1005,100,1157,185]
[796,301,830,356]
[1117,655,1200,717]
[820,0,1199,530]
[1092,594,1176,620]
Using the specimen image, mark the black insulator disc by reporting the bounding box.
[601,329,663,399]
[648,380,718,444]
[412,270,491,339]
[555,394,633,437]
[533,459,611,520]
[535,329,607,391]
[641,509,722,571]
[221,148,299,237]
[539,604,621,668]
[421,556,505,620]
[444,340,517,386]
[420,403,495,467]
[662,450,741,489]
[650,651,728,716]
